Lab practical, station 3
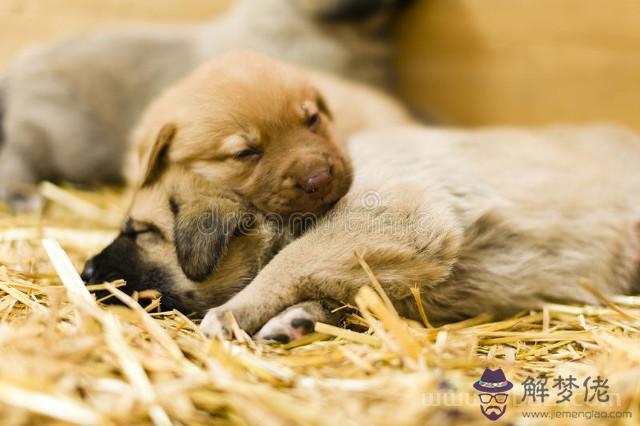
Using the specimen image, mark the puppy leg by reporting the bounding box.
[0,145,42,213]
[201,196,462,336]
[253,300,343,343]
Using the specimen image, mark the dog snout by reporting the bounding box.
[299,168,332,196]
[80,235,136,285]
[81,257,97,282]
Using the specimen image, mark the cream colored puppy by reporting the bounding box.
[201,124,640,338]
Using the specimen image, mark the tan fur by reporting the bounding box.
[109,165,283,313]
[86,123,640,337]
[200,124,640,336]
[127,51,412,216]
[0,0,409,212]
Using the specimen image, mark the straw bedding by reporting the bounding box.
[0,184,639,425]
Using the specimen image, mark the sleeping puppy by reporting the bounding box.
[128,51,411,217]
[0,0,411,212]
[82,125,336,327]
[84,124,640,342]
[82,144,280,313]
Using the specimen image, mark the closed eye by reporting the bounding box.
[233,149,262,161]
[121,220,164,240]
[122,227,153,238]
[307,113,321,131]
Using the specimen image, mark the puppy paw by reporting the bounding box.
[253,300,343,344]
[0,186,43,214]
[200,308,229,338]
[253,308,315,343]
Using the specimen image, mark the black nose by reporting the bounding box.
[81,257,96,282]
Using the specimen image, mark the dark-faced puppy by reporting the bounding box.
[83,125,284,313]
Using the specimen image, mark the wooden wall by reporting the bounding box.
[2,0,640,130]
[396,0,640,130]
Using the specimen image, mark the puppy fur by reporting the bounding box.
[84,124,640,338]
[128,51,411,216]
[0,0,410,210]
[83,156,286,313]
[201,124,640,335]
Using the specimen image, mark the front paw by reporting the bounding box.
[200,305,264,339]
[253,308,315,344]
[0,187,43,214]
[200,308,228,338]
[253,300,343,344]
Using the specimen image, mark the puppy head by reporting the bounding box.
[84,125,282,312]
[132,51,353,219]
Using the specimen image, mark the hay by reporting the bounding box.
[0,183,639,425]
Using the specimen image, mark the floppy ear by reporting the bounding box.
[141,124,176,187]
[314,89,333,120]
[172,199,250,282]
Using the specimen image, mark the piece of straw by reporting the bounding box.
[354,251,398,316]
[42,239,172,426]
[0,380,105,425]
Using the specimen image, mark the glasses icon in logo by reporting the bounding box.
[478,393,509,404]
[473,368,513,421]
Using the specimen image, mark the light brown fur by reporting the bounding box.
[84,158,285,313]
[128,51,412,217]
[86,124,640,341]
[201,124,640,336]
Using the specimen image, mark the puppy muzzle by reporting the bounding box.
[81,235,186,312]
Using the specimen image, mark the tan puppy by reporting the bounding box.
[128,51,412,217]
[83,125,282,311]
[84,124,640,343]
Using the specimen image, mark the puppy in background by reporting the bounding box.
[128,51,412,217]
[84,124,640,343]
[0,0,412,211]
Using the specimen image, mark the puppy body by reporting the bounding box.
[84,123,640,336]
[0,0,409,209]
[197,0,404,87]
[201,124,640,335]
[0,28,199,188]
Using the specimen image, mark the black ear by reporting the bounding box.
[172,200,248,282]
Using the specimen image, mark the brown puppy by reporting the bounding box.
[128,51,412,217]
[85,127,339,339]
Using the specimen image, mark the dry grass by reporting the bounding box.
[1,184,639,425]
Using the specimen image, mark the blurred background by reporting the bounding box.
[1,0,638,130]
